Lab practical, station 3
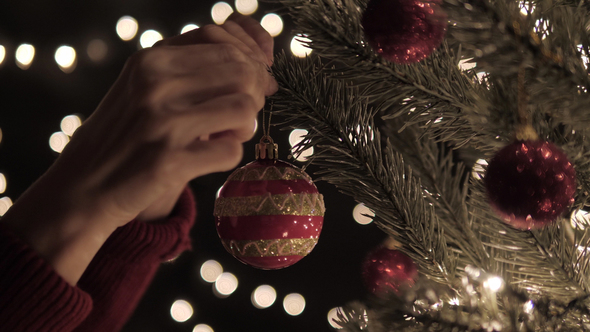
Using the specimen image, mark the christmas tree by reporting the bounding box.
[268,0,590,330]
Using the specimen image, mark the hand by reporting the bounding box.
[1,14,276,284]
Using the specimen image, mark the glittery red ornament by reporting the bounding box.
[214,137,325,269]
[484,140,576,230]
[362,246,417,295]
[361,0,447,64]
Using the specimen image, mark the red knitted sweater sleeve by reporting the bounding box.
[0,187,196,332]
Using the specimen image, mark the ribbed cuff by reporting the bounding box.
[0,223,93,332]
[98,187,196,263]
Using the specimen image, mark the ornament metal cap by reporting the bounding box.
[255,135,278,160]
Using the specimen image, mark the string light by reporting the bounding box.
[353,203,374,225]
[170,300,194,322]
[116,16,139,41]
[193,324,214,332]
[15,44,35,70]
[251,285,277,309]
[60,115,82,136]
[290,35,312,58]
[49,131,70,153]
[200,260,223,283]
[211,2,234,25]
[0,45,5,66]
[214,272,238,297]
[181,24,199,34]
[235,0,258,15]
[0,173,6,194]
[0,197,13,216]
[140,30,163,49]
[327,307,344,329]
[283,293,305,316]
[472,159,487,179]
[260,14,283,37]
[55,45,77,73]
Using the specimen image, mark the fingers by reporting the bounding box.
[226,13,274,64]
[183,137,244,178]
[218,19,270,66]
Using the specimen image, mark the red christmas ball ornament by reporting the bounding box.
[484,140,576,230]
[214,136,325,269]
[361,0,447,64]
[362,245,418,295]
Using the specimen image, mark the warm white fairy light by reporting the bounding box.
[60,115,82,136]
[289,129,307,147]
[0,197,12,216]
[116,16,139,41]
[353,203,374,225]
[170,299,194,322]
[15,44,35,69]
[251,285,277,309]
[214,272,238,296]
[519,1,536,15]
[55,46,77,73]
[283,293,305,316]
[472,159,487,179]
[0,45,5,66]
[193,324,214,332]
[260,14,283,37]
[290,35,312,58]
[449,297,460,305]
[327,307,344,329]
[211,2,234,25]
[571,209,589,230]
[181,24,199,34]
[200,260,223,283]
[458,58,476,71]
[140,30,163,49]
[484,276,503,292]
[235,0,258,15]
[0,173,6,194]
[49,132,70,153]
[523,300,534,314]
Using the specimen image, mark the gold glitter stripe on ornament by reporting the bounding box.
[228,166,312,182]
[221,238,319,257]
[214,193,325,217]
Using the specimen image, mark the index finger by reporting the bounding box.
[226,13,274,64]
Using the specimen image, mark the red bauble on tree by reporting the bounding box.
[214,136,325,269]
[484,140,576,230]
[361,0,447,64]
[362,244,418,295]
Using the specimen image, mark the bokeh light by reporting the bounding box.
[0,45,5,65]
[214,272,238,297]
[472,159,487,179]
[55,46,77,73]
[571,209,589,230]
[251,285,277,309]
[193,324,214,332]
[458,58,476,71]
[60,115,82,136]
[170,299,194,322]
[290,35,312,58]
[0,173,6,194]
[49,132,70,153]
[327,307,344,329]
[140,30,163,48]
[200,260,223,283]
[181,24,199,34]
[260,14,283,37]
[235,0,258,15]
[87,39,108,62]
[283,293,305,316]
[212,2,234,25]
[0,197,13,216]
[353,203,374,225]
[289,129,308,147]
[116,16,139,41]
[15,44,35,69]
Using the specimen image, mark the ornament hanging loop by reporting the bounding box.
[255,105,278,160]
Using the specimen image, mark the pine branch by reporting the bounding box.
[270,53,457,285]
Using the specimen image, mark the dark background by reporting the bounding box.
[0,1,386,331]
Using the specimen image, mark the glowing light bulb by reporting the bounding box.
[484,276,503,292]
[55,46,77,73]
[181,24,199,34]
[472,159,487,179]
[116,16,139,41]
[251,285,277,309]
[170,300,193,322]
[211,2,234,25]
[327,307,344,329]
[235,0,258,15]
[15,44,35,69]
[260,14,283,37]
[283,293,305,316]
[289,129,308,147]
[458,58,476,71]
[290,35,312,58]
[200,260,223,283]
[140,30,163,49]
[214,272,238,296]
[0,173,6,194]
[353,203,374,225]
[0,45,5,65]
[60,115,82,136]
[0,197,12,216]
[193,324,214,332]
[49,132,70,153]
[87,39,108,62]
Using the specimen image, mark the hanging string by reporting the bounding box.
[261,104,273,141]
[513,19,538,141]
